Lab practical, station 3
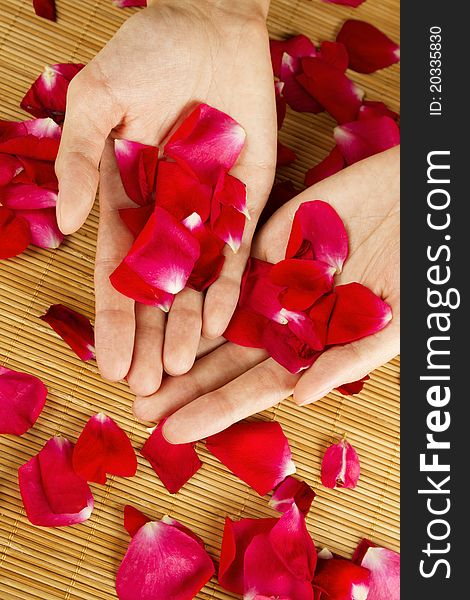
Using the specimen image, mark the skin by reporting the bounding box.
[132,147,400,443]
[55,0,276,395]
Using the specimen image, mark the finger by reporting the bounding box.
[55,68,120,234]
[163,288,204,376]
[94,141,136,382]
[163,358,299,443]
[127,303,165,397]
[133,343,267,422]
[293,323,400,406]
[196,335,226,359]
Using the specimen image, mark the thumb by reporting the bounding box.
[293,323,399,405]
[55,70,120,234]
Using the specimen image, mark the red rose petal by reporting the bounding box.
[212,204,246,253]
[21,64,84,124]
[327,282,392,345]
[165,103,245,184]
[262,321,321,374]
[18,437,94,527]
[313,556,370,600]
[270,476,316,516]
[0,182,57,210]
[219,516,278,593]
[111,206,200,297]
[33,0,56,21]
[223,307,270,349]
[0,154,22,185]
[280,52,323,114]
[297,58,364,123]
[358,101,399,122]
[116,519,214,600]
[16,208,63,249]
[318,41,349,72]
[155,161,212,222]
[0,207,31,259]
[124,505,151,537]
[334,116,400,165]
[277,140,297,166]
[40,304,95,361]
[141,420,202,494]
[259,180,299,227]
[323,0,365,6]
[321,437,360,489]
[206,420,296,495]
[0,366,47,436]
[270,35,317,77]
[305,146,345,187]
[73,413,137,484]
[119,204,154,238]
[114,0,147,6]
[352,538,377,565]
[213,171,248,218]
[114,139,159,206]
[357,542,400,600]
[286,201,349,274]
[337,20,400,74]
[270,258,335,311]
[336,375,370,396]
[0,118,61,161]
[110,262,174,311]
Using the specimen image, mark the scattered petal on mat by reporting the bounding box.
[358,101,399,122]
[313,556,370,600]
[21,63,84,123]
[0,206,31,259]
[73,413,137,484]
[326,282,392,345]
[337,20,400,74]
[318,41,349,72]
[165,103,245,184]
[280,51,323,113]
[334,116,400,165]
[124,505,151,537]
[277,140,297,166]
[355,540,400,600]
[114,139,159,206]
[16,208,63,249]
[141,420,202,494]
[18,436,94,527]
[304,146,345,187]
[116,519,214,600]
[40,304,95,361]
[206,420,296,495]
[270,476,316,516]
[321,437,360,489]
[219,516,278,594]
[322,0,365,6]
[114,0,147,6]
[336,375,370,396]
[32,0,56,21]
[0,366,47,436]
[270,34,317,78]
[160,515,206,548]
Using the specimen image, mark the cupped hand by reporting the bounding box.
[55,0,276,395]
[132,147,400,442]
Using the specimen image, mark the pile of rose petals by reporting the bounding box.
[40,304,95,361]
[109,103,248,311]
[225,200,392,374]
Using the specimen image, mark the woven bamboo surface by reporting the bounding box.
[0,0,400,598]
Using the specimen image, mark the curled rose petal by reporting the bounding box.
[141,420,202,493]
[21,64,84,124]
[297,58,364,124]
[359,101,399,122]
[33,0,56,20]
[0,118,61,161]
[0,207,31,259]
[321,437,360,489]
[165,103,246,184]
[124,505,151,537]
[286,201,349,274]
[337,20,400,74]
[270,476,316,516]
[119,204,154,238]
[354,540,400,600]
[114,139,159,206]
[18,436,94,527]
[313,556,370,600]
[336,375,370,396]
[116,519,214,600]
[0,366,47,436]
[206,420,296,495]
[327,282,392,345]
[72,413,137,484]
[219,516,278,593]
[16,208,63,249]
[40,304,95,361]
[334,116,400,165]
[258,180,299,228]
[304,146,345,187]
[277,140,297,166]
[111,206,200,297]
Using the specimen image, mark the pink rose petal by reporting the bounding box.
[0,366,47,436]
[72,413,137,484]
[305,146,345,187]
[110,262,174,311]
[141,420,202,494]
[337,20,400,74]
[213,171,248,218]
[270,475,316,516]
[116,519,214,600]
[18,436,94,527]
[114,139,159,206]
[40,304,95,361]
[211,204,246,253]
[0,206,31,259]
[355,541,400,600]
[114,0,147,6]
[313,555,370,600]
[206,420,296,495]
[334,116,400,165]
[15,208,63,249]
[321,437,360,489]
[0,182,57,210]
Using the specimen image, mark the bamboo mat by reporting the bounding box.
[0,1,400,598]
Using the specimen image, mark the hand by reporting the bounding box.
[133,147,400,442]
[55,0,276,395]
